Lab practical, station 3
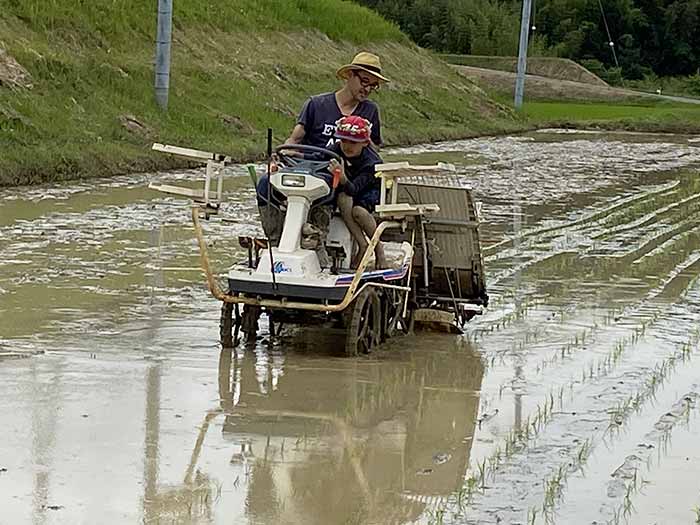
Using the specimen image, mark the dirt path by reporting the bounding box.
[456,65,700,105]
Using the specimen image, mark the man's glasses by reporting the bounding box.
[354,71,381,91]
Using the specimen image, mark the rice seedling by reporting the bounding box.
[542,464,567,515]
[464,475,478,502]
[615,475,638,520]
[528,506,539,525]
[455,484,469,511]
[465,321,698,514]
[478,458,487,489]
[427,504,447,525]
[576,439,591,465]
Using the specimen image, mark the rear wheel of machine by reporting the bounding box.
[345,289,382,356]
[382,288,410,340]
[241,305,261,340]
[220,301,240,348]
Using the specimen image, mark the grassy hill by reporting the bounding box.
[0,0,521,186]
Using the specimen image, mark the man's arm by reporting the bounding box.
[286,124,306,145]
[370,107,382,149]
[287,97,313,145]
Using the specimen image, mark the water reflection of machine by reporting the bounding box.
[217,336,484,525]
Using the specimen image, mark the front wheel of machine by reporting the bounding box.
[345,288,382,357]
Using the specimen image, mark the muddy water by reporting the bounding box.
[1,130,699,524]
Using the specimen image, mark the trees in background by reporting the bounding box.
[356,0,700,79]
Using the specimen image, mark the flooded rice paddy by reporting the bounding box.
[1,130,700,524]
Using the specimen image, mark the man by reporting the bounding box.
[287,51,389,149]
[258,52,389,266]
[330,116,387,269]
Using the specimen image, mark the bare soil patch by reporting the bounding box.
[442,55,608,86]
[455,65,649,102]
[0,48,32,90]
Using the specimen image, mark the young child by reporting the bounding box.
[330,116,387,269]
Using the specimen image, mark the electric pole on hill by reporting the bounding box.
[514,0,533,110]
[155,0,173,110]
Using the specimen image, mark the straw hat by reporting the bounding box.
[336,52,390,83]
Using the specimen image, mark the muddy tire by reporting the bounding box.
[345,288,382,356]
[382,288,409,341]
[241,305,261,340]
[220,301,235,348]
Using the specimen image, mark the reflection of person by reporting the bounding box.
[286,52,389,149]
[330,116,387,269]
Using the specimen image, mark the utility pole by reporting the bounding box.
[155,0,173,110]
[514,0,533,110]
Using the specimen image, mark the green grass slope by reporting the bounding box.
[0,0,520,186]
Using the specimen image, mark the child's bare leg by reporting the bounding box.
[352,206,387,269]
[339,193,368,267]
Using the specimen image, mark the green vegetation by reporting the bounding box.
[2,1,697,187]
[625,73,700,99]
[1,0,406,43]
[0,1,522,186]
[521,101,700,133]
[357,0,700,79]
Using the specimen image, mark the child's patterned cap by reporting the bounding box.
[334,116,372,143]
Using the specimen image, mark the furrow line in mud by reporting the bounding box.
[585,389,700,525]
[474,233,700,357]
[589,209,700,264]
[556,358,700,523]
[468,297,545,340]
[468,266,700,467]
[485,181,700,285]
[653,252,700,301]
[590,189,700,241]
[486,250,579,290]
[585,216,700,263]
[487,197,700,286]
[634,221,700,262]
[491,249,700,385]
[486,218,698,298]
[482,180,681,258]
[539,344,699,525]
[449,277,700,521]
[554,320,700,525]
[453,319,700,525]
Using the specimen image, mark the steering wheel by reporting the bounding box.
[275,143,342,164]
[275,143,344,193]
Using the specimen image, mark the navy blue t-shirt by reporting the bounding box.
[329,143,382,197]
[297,92,382,149]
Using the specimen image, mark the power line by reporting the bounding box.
[597,0,619,68]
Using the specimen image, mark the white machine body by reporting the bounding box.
[246,168,333,285]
